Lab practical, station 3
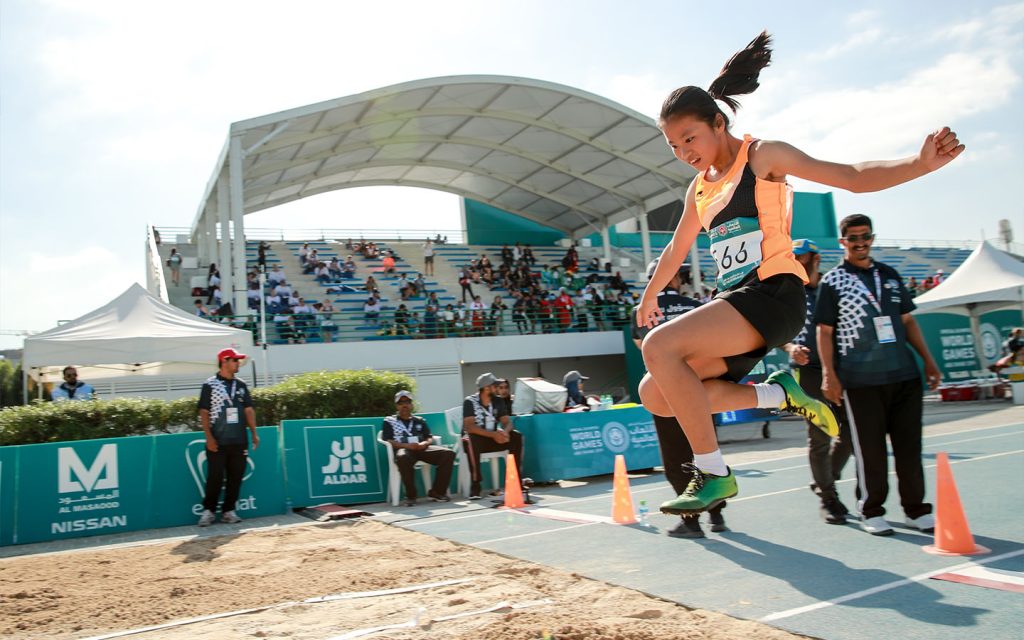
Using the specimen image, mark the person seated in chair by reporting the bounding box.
[462,373,524,499]
[381,391,455,506]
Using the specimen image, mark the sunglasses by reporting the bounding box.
[843,233,875,243]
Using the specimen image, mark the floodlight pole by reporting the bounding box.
[258,272,269,386]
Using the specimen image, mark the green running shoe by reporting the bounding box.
[766,370,839,437]
[660,465,738,515]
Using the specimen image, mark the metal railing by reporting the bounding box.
[155,226,466,244]
[207,305,632,346]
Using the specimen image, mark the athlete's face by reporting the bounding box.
[660,114,724,172]
[840,225,875,262]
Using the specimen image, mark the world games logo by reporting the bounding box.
[601,421,631,454]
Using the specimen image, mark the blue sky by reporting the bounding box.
[1,0,1022,350]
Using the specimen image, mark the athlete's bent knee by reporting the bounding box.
[638,376,671,416]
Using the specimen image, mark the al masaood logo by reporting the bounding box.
[601,421,631,454]
[53,444,125,534]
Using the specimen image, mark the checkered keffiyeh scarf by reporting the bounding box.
[466,393,496,430]
[385,415,415,441]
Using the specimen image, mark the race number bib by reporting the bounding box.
[709,217,763,290]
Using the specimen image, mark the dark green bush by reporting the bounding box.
[0,369,413,446]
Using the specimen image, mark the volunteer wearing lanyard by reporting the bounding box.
[197,348,259,527]
[816,214,941,537]
[461,372,523,500]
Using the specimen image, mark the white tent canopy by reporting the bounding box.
[913,242,1024,315]
[912,241,1024,367]
[24,283,253,384]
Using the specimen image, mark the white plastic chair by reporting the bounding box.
[376,433,440,506]
[444,406,506,497]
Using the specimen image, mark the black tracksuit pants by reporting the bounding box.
[202,443,247,513]
[843,378,931,520]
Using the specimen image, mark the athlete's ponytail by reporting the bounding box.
[660,31,773,129]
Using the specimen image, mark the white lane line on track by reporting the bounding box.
[758,548,1024,623]
[471,522,597,546]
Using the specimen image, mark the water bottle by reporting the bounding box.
[602,394,613,411]
[637,500,650,526]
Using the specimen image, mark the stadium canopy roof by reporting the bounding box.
[191,75,695,239]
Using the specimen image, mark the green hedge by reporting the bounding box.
[0,369,414,446]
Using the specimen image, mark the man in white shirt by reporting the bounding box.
[268,265,286,285]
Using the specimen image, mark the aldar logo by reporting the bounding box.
[59,444,118,493]
[185,439,255,496]
[321,436,368,485]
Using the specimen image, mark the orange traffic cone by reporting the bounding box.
[611,454,637,524]
[503,455,526,509]
[924,452,990,556]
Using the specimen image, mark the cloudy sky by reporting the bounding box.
[1,0,1022,350]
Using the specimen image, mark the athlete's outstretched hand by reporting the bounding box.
[636,296,664,329]
[920,127,965,172]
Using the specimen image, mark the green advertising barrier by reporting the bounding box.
[515,406,662,483]
[916,309,1023,382]
[282,418,389,507]
[13,436,153,545]
[0,447,16,546]
[148,426,285,528]
[0,427,285,546]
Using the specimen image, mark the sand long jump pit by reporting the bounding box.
[0,519,804,639]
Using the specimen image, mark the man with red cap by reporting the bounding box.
[197,348,259,527]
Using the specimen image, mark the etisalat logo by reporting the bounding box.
[185,439,256,496]
[53,444,126,533]
[320,436,368,485]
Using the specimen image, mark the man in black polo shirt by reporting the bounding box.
[631,259,726,539]
[783,239,852,525]
[815,214,941,536]
[462,373,524,499]
[197,348,259,527]
[381,390,455,507]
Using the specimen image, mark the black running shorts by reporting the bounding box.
[715,273,806,382]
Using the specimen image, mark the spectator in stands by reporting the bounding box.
[511,291,529,334]
[554,288,574,332]
[397,273,412,300]
[588,257,601,272]
[382,390,455,506]
[489,295,507,335]
[246,283,262,310]
[265,291,286,314]
[609,271,628,294]
[934,269,945,284]
[166,248,183,286]
[382,252,396,274]
[314,262,331,283]
[342,256,357,278]
[469,295,487,335]
[364,275,378,293]
[423,304,439,339]
[422,238,435,276]
[52,366,95,401]
[462,372,524,499]
[523,244,536,265]
[563,370,589,408]
[267,264,286,286]
[393,303,410,336]
[364,295,382,326]
[573,289,590,332]
[317,300,337,342]
[208,263,219,285]
[257,241,270,272]
[906,276,919,298]
[442,303,456,336]
[458,267,474,302]
[195,299,212,317]
[327,257,342,279]
[292,297,312,315]
[273,280,293,299]
[543,265,561,290]
[298,243,310,265]
[500,244,514,265]
[586,286,606,331]
[196,348,258,527]
[412,273,426,297]
[562,246,579,272]
[427,291,440,307]
[511,242,523,264]
[454,302,468,335]
[408,311,421,337]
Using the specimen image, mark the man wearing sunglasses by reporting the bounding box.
[196,348,259,527]
[51,366,95,401]
[815,214,941,537]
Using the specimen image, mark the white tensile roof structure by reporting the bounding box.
[189,76,695,312]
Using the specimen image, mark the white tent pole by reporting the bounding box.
[217,175,233,310]
[638,211,652,270]
[229,135,248,315]
[600,225,611,270]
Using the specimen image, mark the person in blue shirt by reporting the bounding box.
[51,366,94,401]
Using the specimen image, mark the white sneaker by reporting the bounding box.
[221,510,242,524]
[861,516,894,536]
[905,513,935,532]
[197,510,216,527]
